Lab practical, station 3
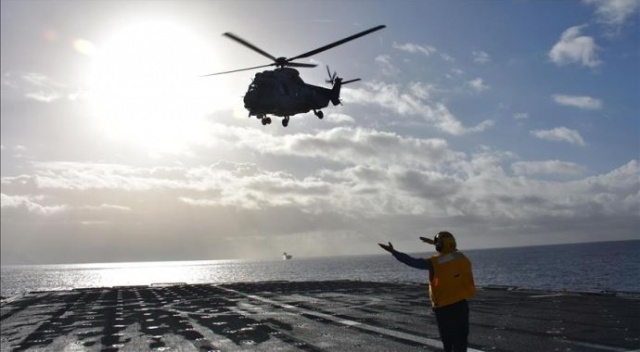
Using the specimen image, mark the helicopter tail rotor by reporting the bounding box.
[341,78,361,85]
[326,66,361,105]
[326,66,360,86]
[325,66,338,85]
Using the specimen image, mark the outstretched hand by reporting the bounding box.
[419,236,435,245]
[378,242,395,253]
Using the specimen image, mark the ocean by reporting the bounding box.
[2,240,639,298]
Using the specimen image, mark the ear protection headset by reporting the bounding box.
[434,231,457,253]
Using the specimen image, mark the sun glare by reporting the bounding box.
[89,20,225,155]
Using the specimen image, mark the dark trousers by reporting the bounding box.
[433,299,469,352]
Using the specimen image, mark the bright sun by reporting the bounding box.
[89,20,223,155]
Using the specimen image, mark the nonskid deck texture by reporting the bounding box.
[1,280,638,352]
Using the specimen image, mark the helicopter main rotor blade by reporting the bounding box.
[223,32,277,62]
[287,25,386,62]
[200,63,275,77]
[287,62,317,68]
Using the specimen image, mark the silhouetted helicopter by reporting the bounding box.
[203,25,386,127]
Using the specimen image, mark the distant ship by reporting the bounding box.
[283,252,293,260]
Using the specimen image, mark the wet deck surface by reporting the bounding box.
[1,280,639,351]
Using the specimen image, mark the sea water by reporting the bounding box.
[2,240,638,298]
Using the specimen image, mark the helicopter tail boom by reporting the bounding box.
[331,78,342,106]
[330,77,360,106]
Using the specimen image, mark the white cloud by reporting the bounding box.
[326,113,355,124]
[236,127,463,167]
[583,0,640,28]
[375,55,400,76]
[408,81,440,100]
[512,160,587,177]
[22,72,51,87]
[393,42,437,56]
[439,53,456,62]
[2,141,638,262]
[549,25,601,68]
[467,78,490,92]
[553,94,603,110]
[472,51,491,64]
[342,82,493,135]
[531,127,587,146]
[82,204,132,212]
[25,91,63,102]
[393,42,455,62]
[432,104,494,135]
[1,193,68,215]
[514,112,529,120]
[2,71,79,103]
[446,68,465,79]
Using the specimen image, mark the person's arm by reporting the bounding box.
[391,251,431,270]
[378,242,432,270]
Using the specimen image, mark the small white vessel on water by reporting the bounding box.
[283,252,293,260]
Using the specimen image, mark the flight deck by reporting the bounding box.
[1,280,638,351]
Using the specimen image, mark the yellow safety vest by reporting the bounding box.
[429,251,476,308]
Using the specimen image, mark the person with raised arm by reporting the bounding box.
[379,231,476,352]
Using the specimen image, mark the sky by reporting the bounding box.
[1,0,639,265]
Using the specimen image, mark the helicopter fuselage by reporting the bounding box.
[243,68,339,118]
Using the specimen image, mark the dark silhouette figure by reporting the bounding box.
[379,231,476,352]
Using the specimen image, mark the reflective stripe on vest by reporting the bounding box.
[436,251,464,264]
[429,251,476,308]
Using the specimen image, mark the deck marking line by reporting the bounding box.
[219,286,484,352]
[563,338,634,352]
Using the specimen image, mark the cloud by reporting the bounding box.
[342,82,493,135]
[393,42,437,56]
[467,78,490,92]
[531,127,586,146]
[553,94,603,110]
[375,55,400,76]
[2,142,638,263]
[446,68,465,79]
[1,193,68,215]
[2,71,78,103]
[512,160,587,177]
[326,113,355,124]
[236,127,462,168]
[514,113,529,120]
[548,25,601,68]
[393,42,455,62]
[472,51,491,64]
[11,156,636,223]
[583,0,640,33]
[25,91,63,103]
[458,160,639,227]
[432,105,495,135]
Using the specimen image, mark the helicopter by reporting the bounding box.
[203,25,386,127]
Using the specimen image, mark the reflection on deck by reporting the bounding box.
[1,281,638,351]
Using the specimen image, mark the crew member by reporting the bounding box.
[379,231,475,352]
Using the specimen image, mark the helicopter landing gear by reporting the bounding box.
[314,110,324,119]
[282,116,290,127]
[258,114,272,125]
